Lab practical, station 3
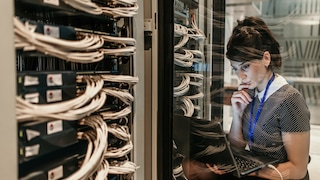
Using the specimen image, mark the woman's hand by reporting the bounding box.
[205,164,227,175]
[231,84,252,116]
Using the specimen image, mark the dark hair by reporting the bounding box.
[226,16,281,69]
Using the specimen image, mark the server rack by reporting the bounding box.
[157,0,226,179]
[0,0,146,179]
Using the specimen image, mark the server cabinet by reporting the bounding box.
[13,0,145,179]
[157,0,226,179]
[157,0,320,179]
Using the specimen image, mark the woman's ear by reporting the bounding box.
[263,51,271,67]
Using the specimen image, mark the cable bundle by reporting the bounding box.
[101,35,136,56]
[108,160,138,175]
[101,3,139,18]
[108,0,137,6]
[174,74,190,97]
[102,46,136,56]
[185,92,204,100]
[14,17,138,63]
[100,74,139,86]
[174,49,204,67]
[183,73,204,87]
[174,23,206,51]
[16,77,105,121]
[63,0,138,17]
[94,159,110,180]
[107,123,131,141]
[100,106,132,120]
[174,24,189,51]
[174,49,194,67]
[188,49,205,63]
[14,17,105,63]
[177,96,194,117]
[63,0,103,15]
[105,140,133,158]
[105,123,132,158]
[174,16,206,119]
[66,115,108,180]
[101,35,136,46]
[189,20,206,41]
[102,88,134,105]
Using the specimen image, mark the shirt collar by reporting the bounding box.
[255,74,288,101]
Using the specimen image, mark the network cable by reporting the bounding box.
[108,160,138,175]
[63,0,103,15]
[108,123,131,142]
[100,106,132,120]
[102,88,134,105]
[16,77,105,121]
[105,141,133,158]
[66,115,108,180]
[177,96,194,117]
[14,17,105,63]
[101,3,139,18]
[174,74,190,97]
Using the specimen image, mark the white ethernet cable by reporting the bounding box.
[102,88,134,105]
[101,3,139,18]
[174,24,189,51]
[174,74,190,97]
[100,74,139,86]
[181,73,204,87]
[14,18,104,51]
[16,77,105,121]
[189,19,206,41]
[174,49,194,67]
[17,78,103,113]
[17,92,106,121]
[17,77,103,113]
[108,160,138,175]
[66,115,108,180]
[14,17,105,63]
[63,0,138,18]
[184,73,204,80]
[102,46,136,56]
[109,0,137,6]
[101,35,136,46]
[104,122,134,166]
[185,92,204,100]
[63,0,103,15]
[94,159,110,180]
[101,32,137,57]
[178,96,194,117]
[174,57,193,67]
[108,123,131,142]
[174,23,188,37]
[100,106,132,120]
[174,22,206,51]
[15,17,137,61]
[105,140,133,158]
[188,49,205,63]
[174,49,204,67]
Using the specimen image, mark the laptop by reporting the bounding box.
[173,114,279,178]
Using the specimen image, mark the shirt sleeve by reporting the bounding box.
[279,90,310,132]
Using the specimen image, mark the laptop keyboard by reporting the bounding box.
[234,155,261,172]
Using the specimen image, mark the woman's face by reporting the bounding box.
[230,52,271,91]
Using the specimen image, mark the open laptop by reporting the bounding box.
[173,114,279,178]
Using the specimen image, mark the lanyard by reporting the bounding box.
[248,73,275,146]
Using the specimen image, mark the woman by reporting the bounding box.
[218,16,310,179]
